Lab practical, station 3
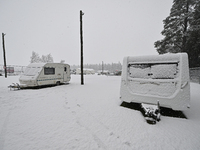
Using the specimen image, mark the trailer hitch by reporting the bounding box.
[8,83,21,90]
[141,101,161,124]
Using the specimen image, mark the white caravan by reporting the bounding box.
[19,63,71,87]
[120,53,190,111]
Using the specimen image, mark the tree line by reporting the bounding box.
[30,51,54,63]
[71,62,122,72]
[30,51,122,72]
[155,0,200,68]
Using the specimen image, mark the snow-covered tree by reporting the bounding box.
[30,52,54,63]
[41,55,47,63]
[46,54,54,63]
[41,54,54,63]
[30,51,41,63]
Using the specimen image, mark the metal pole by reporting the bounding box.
[2,33,7,78]
[80,10,84,85]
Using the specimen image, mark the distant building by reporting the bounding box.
[7,67,14,73]
[114,70,122,76]
[76,68,95,75]
[97,70,110,75]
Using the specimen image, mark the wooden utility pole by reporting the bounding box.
[2,33,7,78]
[80,10,84,85]
[102,61,104,75]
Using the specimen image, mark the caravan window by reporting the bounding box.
[64,67,67,72]
[44,67,55,75]
[151,64,177,79]
[129,63,178,79]
[129,64,151,79]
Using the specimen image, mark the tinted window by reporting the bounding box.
[44,68,55,75]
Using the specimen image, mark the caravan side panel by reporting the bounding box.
[37,63,71,86]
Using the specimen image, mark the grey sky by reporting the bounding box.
[0,0,173,66]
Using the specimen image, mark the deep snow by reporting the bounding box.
[0,75,200,150]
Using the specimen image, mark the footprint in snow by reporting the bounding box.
[109,132,114,136]
[124,141,131,147]
[71,111,76,114]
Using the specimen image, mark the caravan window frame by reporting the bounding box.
[128,62,179,79]
[44,67,55,75]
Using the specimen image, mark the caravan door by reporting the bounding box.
[63,66,68,82]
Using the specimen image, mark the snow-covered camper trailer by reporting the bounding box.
[19,63,71,87]
[120,53,190,111]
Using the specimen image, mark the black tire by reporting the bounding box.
[56,81,60,86]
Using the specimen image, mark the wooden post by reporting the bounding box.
[80,10,84,85]
[102,61,104,75]
[2,33,7,78]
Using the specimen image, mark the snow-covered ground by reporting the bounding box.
[0,75,200,150]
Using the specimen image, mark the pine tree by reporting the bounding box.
[154,0,195,54]
[186,0,200,67]
[154,0,200,67]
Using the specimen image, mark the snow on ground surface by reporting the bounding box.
[0,75,200,150]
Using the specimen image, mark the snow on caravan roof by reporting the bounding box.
[127,53,180,64]
[27,63,46,67]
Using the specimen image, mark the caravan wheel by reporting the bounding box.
[56,81,60,86]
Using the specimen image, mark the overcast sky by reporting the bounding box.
[0,0,173,66]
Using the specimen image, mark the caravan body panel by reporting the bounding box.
[120,53,190,110]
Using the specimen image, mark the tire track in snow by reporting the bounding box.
[59,83,133,149]
[62,98,108,149]
[76,119,108,150]
[0,111,11,150]
[63,101,133,150]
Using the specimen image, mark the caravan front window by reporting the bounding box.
[24,67,42,76]
[44,68,55,75]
